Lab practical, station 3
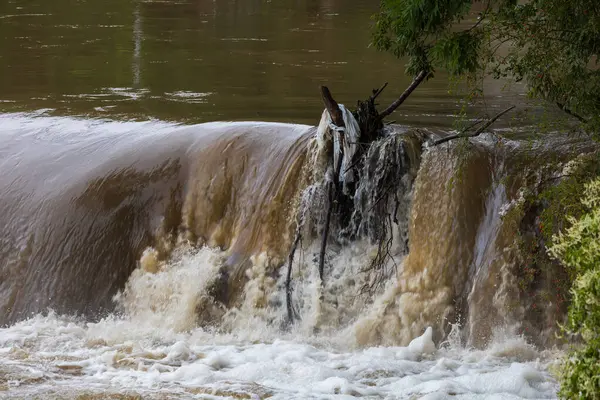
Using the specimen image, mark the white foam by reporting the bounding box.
[0,314,559,399]
[0,246,560,398]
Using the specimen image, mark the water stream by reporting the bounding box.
[0,1,593,398]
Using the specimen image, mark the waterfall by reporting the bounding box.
[0,113,595,350]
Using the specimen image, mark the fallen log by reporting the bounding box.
[318,86,346,283]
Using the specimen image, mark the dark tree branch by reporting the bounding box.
[318,86,345,285]
[393,193,400,225]
[378,70,428,120]
[433,106,515,146]
[556,102,588,124]
[319,181,334,282]
[320,86,345,127]
[461,118,485,132]
[321,85,347,180]
[285,231,302,323]
[370,82,389,101]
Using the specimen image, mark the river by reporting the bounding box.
[0,0,576,399]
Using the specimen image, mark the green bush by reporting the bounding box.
[549,178,600,399]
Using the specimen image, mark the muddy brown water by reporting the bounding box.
[0,0,520,126]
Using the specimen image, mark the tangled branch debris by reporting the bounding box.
[284,73,514,323]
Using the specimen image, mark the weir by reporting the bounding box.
[0,116,313,324]
[0,113,596,351]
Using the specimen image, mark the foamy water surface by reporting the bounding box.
[0,314,560,399]
[0,248,561,400]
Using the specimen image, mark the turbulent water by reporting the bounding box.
[1,111,595,399]
[0,0,590,398]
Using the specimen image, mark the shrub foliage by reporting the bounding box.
[549,178,600,399]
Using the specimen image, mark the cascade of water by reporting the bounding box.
[0,113,595,351]
[2,114,596,398]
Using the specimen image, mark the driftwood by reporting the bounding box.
[356,84,386,143]
[284,86,347,323]
[371,82,388,101]
[319,181,334,281]
[321,86,345,126]
[378,70,428,120]
[433,106,515,146]
[284,75,513,324]
[318,86,346,283]
[285,231,302,323]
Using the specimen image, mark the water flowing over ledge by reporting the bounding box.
[0,112,596,398]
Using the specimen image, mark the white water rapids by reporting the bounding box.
[0,247,561,399]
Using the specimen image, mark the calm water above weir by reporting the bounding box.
[0,0,521,126]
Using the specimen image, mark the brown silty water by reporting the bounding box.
[0,111,596,350]
[1,2,596,399]
[0,0,596,351]
[0,119,312,324]
[353,136,596,349]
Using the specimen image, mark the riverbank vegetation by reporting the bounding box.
[372,0,600,138]
[370,0,599,397]
[550,176,600,398]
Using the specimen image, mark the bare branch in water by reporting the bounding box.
[370,82,388,102]
[318,181,334,282]
[378,70,428,120]
[317,86,346,286]
[433,106,516,146]
[285,231,302,324]
[320,86,345,127]
[359,214,398,296]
